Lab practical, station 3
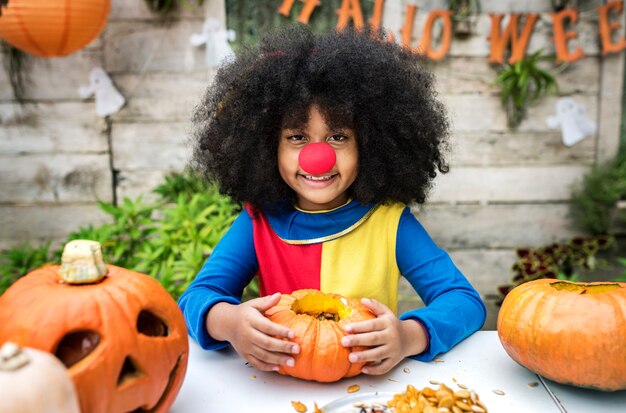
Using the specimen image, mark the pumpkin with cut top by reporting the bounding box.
[264,288,376,382]
[497,278,626,391]
[0,240,189,413]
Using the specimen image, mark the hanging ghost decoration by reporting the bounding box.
[78,67,125,117]
[546,97,597,147]
[190,18,236,68]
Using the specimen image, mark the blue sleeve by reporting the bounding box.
[396,208,486,361]
[178,209,259,350]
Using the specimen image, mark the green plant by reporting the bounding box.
[497,235,614,304]
[570,153,626,235]
[0,172,245,300]
[495,50,559,128]
[447,0,481,37]
[0,242,55,295]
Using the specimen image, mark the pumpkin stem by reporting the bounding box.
[58,240,108,284]
[0,342,30,371]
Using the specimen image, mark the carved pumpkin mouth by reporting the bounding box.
[128,353,184,413]
[290,294,352,321]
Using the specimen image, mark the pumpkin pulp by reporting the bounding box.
[290,294,352,322]
[550,281,622,294]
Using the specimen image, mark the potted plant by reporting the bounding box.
[494,49,559,129]
[447,0,481,38]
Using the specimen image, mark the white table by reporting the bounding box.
[170,331,626,412]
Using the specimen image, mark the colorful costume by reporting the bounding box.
[179,200,486,361]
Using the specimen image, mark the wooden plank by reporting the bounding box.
[429,165,589,203]
[115,169,173,203]
[412,203,583,249]
[0,204,110,250]
[111,122,189,170]
[0,49,103,101]
[104,20,208,73]
[0,102,108,154]
[448,130,595,166]
[444,94,598,133]
[431,56,600,95]
[596,12,626,163]
[0,154,113,203]
[111,71,212,122]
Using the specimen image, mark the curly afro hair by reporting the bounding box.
[191,24,450,209]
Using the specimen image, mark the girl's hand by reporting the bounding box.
[341,298,428,375]
[206,292,300,372]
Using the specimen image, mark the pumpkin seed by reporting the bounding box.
[528,382,539,387]
[387,383,488,413]
[347,384,361,393]
[403,367,411,373]
[492,389,505,396]
[291,400,307,412]
[456,383,468,390]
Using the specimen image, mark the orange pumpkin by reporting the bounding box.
[0,0,110,57]
[0,240,189,412]
[497,279,626,391]
[265,289,376,382]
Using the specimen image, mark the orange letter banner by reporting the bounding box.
[336,0,364,30]
[277,0,320,24]
[552,8,584,62]
[598,1,626,56]
[417,10,452,61]
[488,13,539,64]
[369,0,385,32]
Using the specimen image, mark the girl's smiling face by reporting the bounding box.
[278,104,359,211]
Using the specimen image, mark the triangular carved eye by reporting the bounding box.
[117,356,143,387]
[55,330,100,368]
[137,310,169,337]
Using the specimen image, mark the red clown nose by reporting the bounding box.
[298,142,336,175]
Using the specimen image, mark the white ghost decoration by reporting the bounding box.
[546,97,597,147]
[190,18,236,68]
[78,68,125,117]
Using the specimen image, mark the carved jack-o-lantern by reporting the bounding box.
[0,240,189,413]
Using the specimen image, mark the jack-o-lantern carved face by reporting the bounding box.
[0,263,189,413]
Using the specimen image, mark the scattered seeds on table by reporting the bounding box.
[528,382,539,388]
[403,367,411,374]
[291,401,307,412]
[429,380,441,385]
[387,383,489,413]
[433,358,445,363]
[347,384,361,393]
[457,383,468,389]
[492,389,505,396]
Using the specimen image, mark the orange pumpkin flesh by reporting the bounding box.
[265,289,376,382]
[0,263,189,412]
[497,279,626,391]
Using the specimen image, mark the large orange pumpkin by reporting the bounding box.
[0,0,110,57]
[0,240,189,412]
[265,289,376,382]
[497,279,626,391]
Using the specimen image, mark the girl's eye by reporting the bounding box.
[287,135,306,142]
[328,134,347,142]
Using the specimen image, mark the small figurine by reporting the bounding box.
[546,97,597,147]
[78,67,125,117]
[190,17,236,68]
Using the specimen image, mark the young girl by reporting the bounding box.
[179,24,486,376]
